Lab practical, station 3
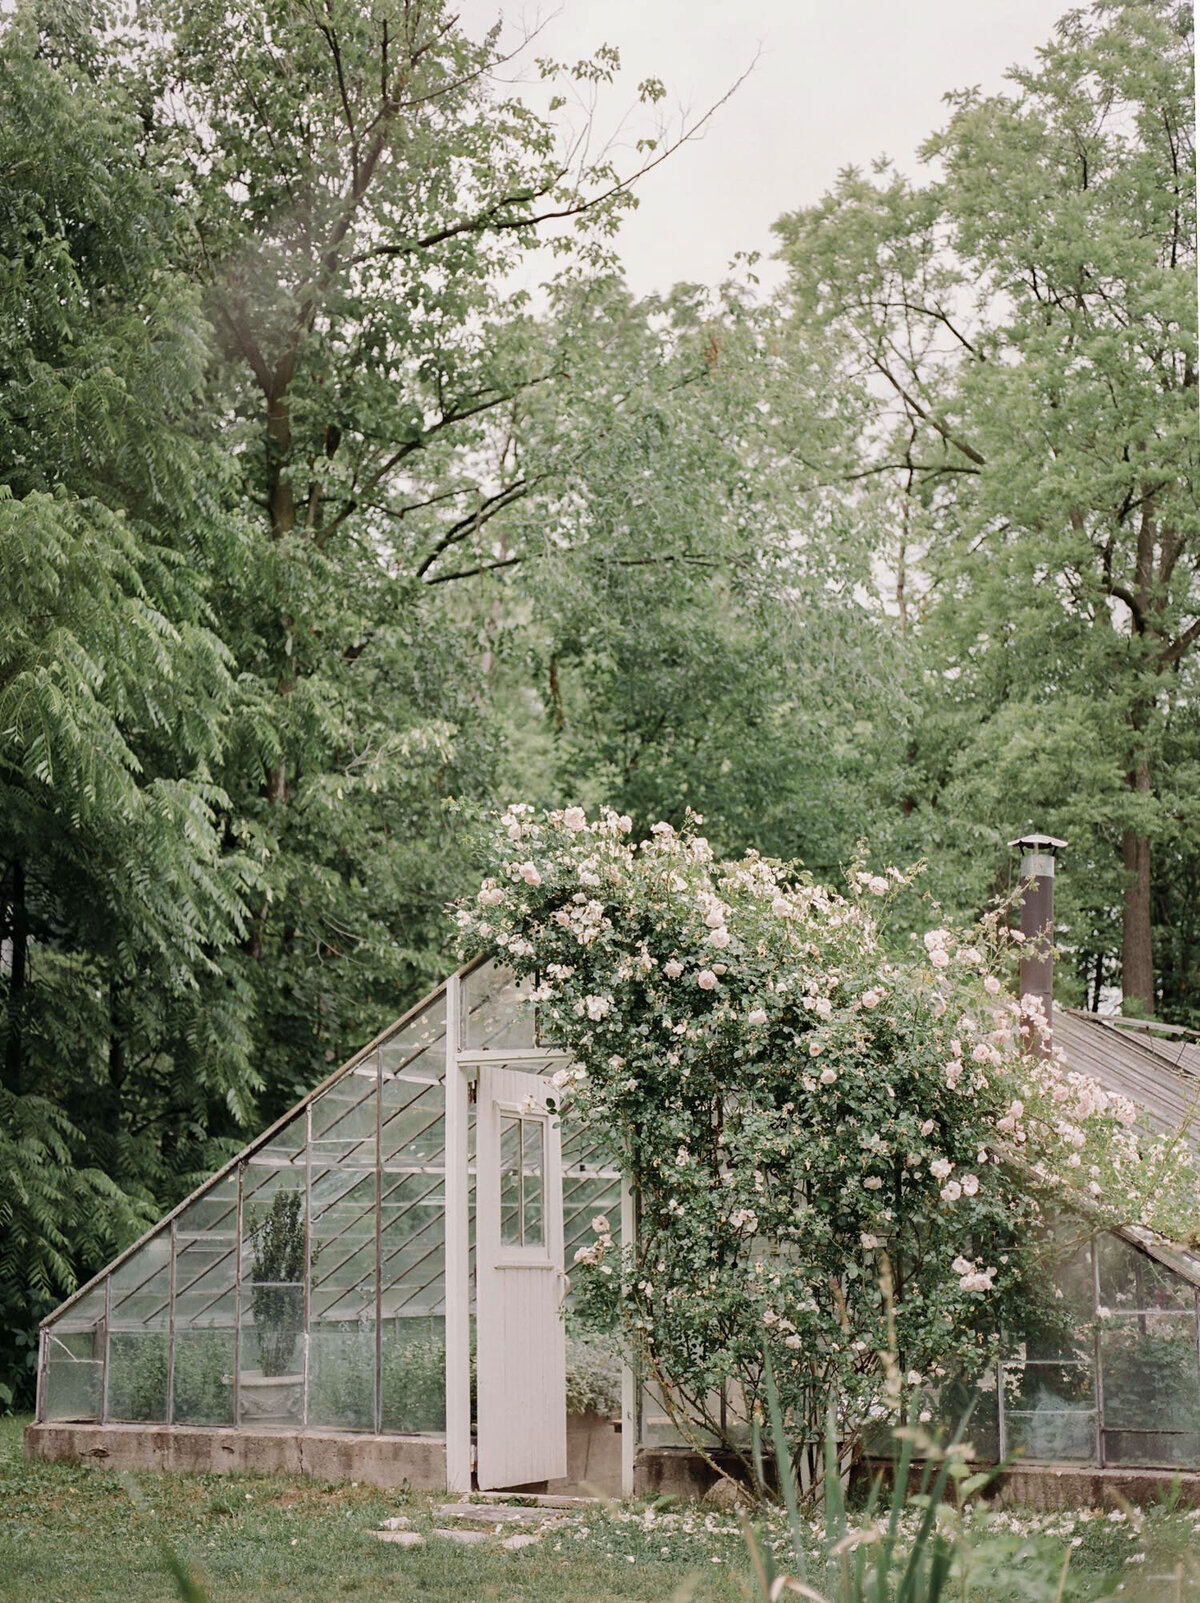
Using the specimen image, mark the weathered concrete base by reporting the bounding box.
[23,1422,446,1490]
[989,1462,1200,1511]
[548,1411,623,1498]
[634,1445,748,1502]
[863,1456,1200,1512]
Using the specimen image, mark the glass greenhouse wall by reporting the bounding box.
[933,1224,1200,1471]
[40,983,453,1436]
[36,957,629,1459]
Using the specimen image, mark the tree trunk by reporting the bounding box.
[1121,759,1155,1015]
[4,860,28,1093]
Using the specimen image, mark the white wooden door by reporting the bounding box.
[475,1063,567,1489]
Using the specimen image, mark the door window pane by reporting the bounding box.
[498,1114,546,1248]
[523,1120,545,1246]
[500,1116,522,1246]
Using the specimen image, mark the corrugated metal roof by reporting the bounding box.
[1054,1008,1200,1146]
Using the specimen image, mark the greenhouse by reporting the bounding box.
[29,958,628,1494]
[27,954,1200,1496]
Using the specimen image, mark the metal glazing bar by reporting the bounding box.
[1093,1236,1105,1467]
[375,1050,383,1438]
[234,1163,244,1428]
[166,1219,177,1427]
[100,1274,111,1424]
[303,1101,312,1430]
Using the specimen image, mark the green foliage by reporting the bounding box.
[775,0,1198,1016]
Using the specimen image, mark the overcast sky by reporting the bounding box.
[458,0,1070,297]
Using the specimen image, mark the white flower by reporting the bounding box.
[863,1175,883,1190]
[562,806,587,831]
[584,994,612,1020]
[861,988,884,1009]
[930,1158,954,1181]
[477,884,505,906]
[517,861,541,886]
[920,1119,936,1137]
[617,814,633,833]
[697,969,718,991]
[924,929,950,952]
[983,975,1001,995]
[708,927,732,948]
[940,1180,962,1203]
[957,946,983,966]
[960,1173,979,1197]
[930,949,950,970]
[906,1371,923,1386]
[591,1215,611,1235]
[651,820,674,835]
[748,1007,768,1025]
[664,959,684,978]
[784,1334,803,1349]
[861,1233,879,1250]
[951,1256,973,1276]
[550,1068,570,1089]
[771,896,793,918]
[819,1066,838,1085]
[868,876,889,895]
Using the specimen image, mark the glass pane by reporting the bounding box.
[380,1316,446,1434]
[44,1327,103,1422]
[523,1119,545,1247]
[379,1061,445,1435]
[1097,1232,1194,1313]
[174,1324,235,1426]
[309,1324,375,1432]
[174,1178,237,1328]
[379,994,446,1081]
[109,1234,172,1331]
[916,1372,999,1461]
[1003,1360,1096,1462]
[500,1115,522,1246]
[564,1176,620,1287]
[311,1066,377,1171]
[461,960,535,1050]
[308,1167,376,1431]
[1100,1312,1200,1445]
[107,1333,169,1422]
[254,1108,308,1171]
[381,1076,444,1172]
[241,1167,306,1418]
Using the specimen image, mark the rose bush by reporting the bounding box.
[457,806,1200,1480]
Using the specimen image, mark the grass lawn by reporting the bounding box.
[3,1416,1199,1603]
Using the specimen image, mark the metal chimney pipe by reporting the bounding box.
[1008,833,1067,1053]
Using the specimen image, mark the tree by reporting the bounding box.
[0,3,258,1392]
[775,0,1197,1013]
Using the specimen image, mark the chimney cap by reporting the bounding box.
[1008,831,1068,854]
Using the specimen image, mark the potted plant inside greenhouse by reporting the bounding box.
[240,1186,309,1426]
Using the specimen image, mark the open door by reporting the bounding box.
[475,1063,567,1489]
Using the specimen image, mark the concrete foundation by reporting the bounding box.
[23,1422,446,1490]
[863,1455,1200,1511]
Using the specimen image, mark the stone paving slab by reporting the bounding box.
[431,1527,493,1544]
[371,1530,425,1547]
[432,1502,564,1525]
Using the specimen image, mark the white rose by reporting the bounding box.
[562,806,587,831]
[709,927,731,948]
[748,1007,768,1025]
[664,959,684,979]
[819,1066,837,1085]
[771,896,792,918]
[517,861,541,886]
[697,969,718,991]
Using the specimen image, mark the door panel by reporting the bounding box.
[476,1064,566,1489]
